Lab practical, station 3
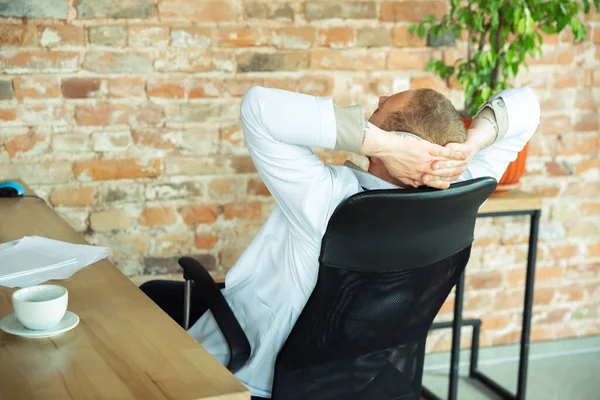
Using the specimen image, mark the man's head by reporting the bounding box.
[369,88,466,145]
[367,89,467,185]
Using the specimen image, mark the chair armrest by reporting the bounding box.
[178,256,251,373]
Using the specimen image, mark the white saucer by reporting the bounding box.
[0,311,79,338]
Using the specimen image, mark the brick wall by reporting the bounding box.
[0,0,598,351]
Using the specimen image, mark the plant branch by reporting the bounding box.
[490,6,506,90]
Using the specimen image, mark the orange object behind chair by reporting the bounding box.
[463,117,529,191]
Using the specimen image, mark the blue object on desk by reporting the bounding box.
[0,181,24,198]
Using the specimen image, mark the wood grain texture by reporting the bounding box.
[479,190,542,214]
[0,182,249,400]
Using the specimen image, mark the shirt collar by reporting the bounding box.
[344,160,400,190]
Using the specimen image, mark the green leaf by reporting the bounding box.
[583,0,590,13]
[418,24,426,38]
[409,24,416,35]
[518,18,526,34]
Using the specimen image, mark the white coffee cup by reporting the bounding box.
[12,285,68,331]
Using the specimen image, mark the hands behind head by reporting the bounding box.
[379,131,472,190]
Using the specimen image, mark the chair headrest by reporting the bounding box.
[320,177,497,271]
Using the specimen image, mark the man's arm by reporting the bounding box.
[240,86,465,244]
[443,87,541,182]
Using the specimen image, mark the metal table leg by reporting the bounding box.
[516,209,540,399]
[448,271,465,400]
[424,209,541,400]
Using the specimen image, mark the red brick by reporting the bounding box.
[553,69,579,89]
[388,49,435,69]
[156,50,234,73]
[381,1,447,22]
[170,27,213,49]
[556,133,599,156]
[159,0,234,21]
[508,267,564,288]
[545,161,570,176]
[574,112,599,131]
[62,78,101,99]
[0,108,17,121]
[5,134,47,157]
[13,76,61,99]
[238,52,309,72]
[107,77,146,98]
[224,202,263,220]
[139,207,177,226]
[224,77,264,97]
[83,52,153,74]
[273,27,316,50]
[194,233,219,249]
[581,202,600,215]
[74,103,109,125]
[594,27,600,44]
[0,50,79,72]
[482,314,511,331]
[129,26,170,47]
[218,28,270,47]
[247,178,270,196]
[468,272,502,289]
[305,2,377,20]
[527,47,573,65]
[311,49,386,70]
[132,128,176,150]
[209,178,238,196]
[16,105,71,125]
[393,27,427,47]
[297,75,334,96]
[540,115,571,135]
[575,159,600,175]
[181,205,219,224]
[38,25,85,47]
[587,242,600,258]
[133,103,163,126]
[317,28,355,49]
[357,27,391,47]
[411,76,447,91]
[231,155,257,173]
[188,79,223,98]
[496,290,524,311]
[75,159,162,181]
[0,24,38,47]
[220,125,244,148]
[558,286,584,302]
[534,288,556,305]
[147,78,185,99]
[540,32,560,45]
[50,186,95,207]
[90,209,132,232]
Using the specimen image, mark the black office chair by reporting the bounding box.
[179,177,497,400]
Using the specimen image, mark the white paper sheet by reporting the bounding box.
[0,236,109,288]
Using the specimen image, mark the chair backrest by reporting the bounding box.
[271,177,497,400]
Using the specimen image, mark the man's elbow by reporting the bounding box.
[240,86,266,124]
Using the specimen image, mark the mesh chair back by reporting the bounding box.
[271,177,497,400]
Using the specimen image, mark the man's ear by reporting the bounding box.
[370,157,384,164]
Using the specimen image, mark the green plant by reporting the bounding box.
[410,0,600,115]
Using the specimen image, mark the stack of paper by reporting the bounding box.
[0,236,109,288]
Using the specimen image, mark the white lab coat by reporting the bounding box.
[188,86,541,397]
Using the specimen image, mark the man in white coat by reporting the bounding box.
[141,85,540,398]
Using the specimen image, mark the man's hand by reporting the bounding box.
[378,132,468,189]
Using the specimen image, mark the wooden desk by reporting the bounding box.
[479,189,543,214]
[0,182,249,400]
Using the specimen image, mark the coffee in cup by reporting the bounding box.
[12,285,68,331]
